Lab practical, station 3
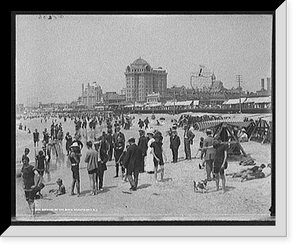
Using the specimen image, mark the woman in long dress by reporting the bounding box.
[144,130,155,173]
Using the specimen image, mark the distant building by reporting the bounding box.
[166,86,187,99]
[146,92,161,104]
[16,103,24,114]
[26,97,39,108]
[120,87,126,96]
[81,82,103,108]
[102,91,126,104]
[125,57,167,103]
[192,72,216,92]
[256,78,271,96]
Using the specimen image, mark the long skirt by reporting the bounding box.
[144,149,155,172]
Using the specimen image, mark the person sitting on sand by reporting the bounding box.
[238,128,248,142]
[49,178,66,196]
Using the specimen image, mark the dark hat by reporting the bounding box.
[154,134,163,141]
[128,137,135,143]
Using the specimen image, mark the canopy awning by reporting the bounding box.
[223,98,247,105]
[146,102,162,107]
[164,100,194,107]
[244,96,271,104]
[195,119,252,131]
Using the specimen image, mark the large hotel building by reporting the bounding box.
[124,57,167,103]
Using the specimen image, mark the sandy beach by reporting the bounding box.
[14,113,272,222]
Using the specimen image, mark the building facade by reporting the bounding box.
[102,91,126,104]
[81,82,103,108]
[124,57,167,103]
[146,92,161,104]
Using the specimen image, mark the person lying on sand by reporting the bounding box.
[226,164,271,182]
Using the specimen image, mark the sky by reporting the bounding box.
[15,14,272,104]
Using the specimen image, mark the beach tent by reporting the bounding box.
[248,118,272,144]
[194,118,253,157]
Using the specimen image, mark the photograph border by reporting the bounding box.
[4,6,286,237]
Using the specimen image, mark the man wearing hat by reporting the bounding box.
[170,128,180,163]
[113,125,125,150]
[137,129,148,173]
[183,125,195,160]
[202,129,216,181]
[65,132,72,156]
[123,137,143,191]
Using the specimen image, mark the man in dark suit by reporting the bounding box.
[123,137,143,191]
[112,125,125,150]
[137,130,148,173]
[183,125,195,160]
[170,129,181,163]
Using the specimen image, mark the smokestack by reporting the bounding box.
[261,78,265,90]
[267,77,271,92]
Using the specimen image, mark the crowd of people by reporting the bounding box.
[18,111,271,216]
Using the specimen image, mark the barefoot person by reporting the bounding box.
[202,129,216,181]
[213,136,228,193]
[85,141,98,195]
[22,148,30,163]
[151,133,167,183]
[69,143,81,196]
[20,157,42,216]
[35,150,46,177]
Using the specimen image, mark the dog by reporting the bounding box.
[193,179,208,193]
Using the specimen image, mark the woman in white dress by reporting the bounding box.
[144,129,155,173]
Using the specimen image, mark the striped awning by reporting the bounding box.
[244,96,271,104]
[195,119,252,131]
[223,98,247,105]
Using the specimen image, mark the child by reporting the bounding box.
[22,148,30,164]
[35,150,46,177]
[49,178,66,196]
